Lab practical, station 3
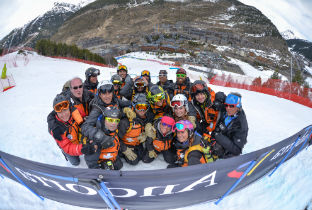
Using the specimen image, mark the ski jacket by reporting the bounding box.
[118,117,145,150]
[175,134,207,167]
[81,95,130,140]
[98,129,120,162]
[146,119,174,152]
[83,79,98,94]
[148,91,172,121]
[173,77,192,101]
[212,109,248,158]
[156,80,174,99]
[47,108,84,156]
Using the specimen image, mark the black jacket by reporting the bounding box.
[212,109,248,158]
[157,80,174,99]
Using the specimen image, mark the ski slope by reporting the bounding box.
[0,51,312,210]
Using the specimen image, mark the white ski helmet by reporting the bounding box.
[171,94,189,112]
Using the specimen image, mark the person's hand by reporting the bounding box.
[122,147,137,161]
[81,143,96,155]
[148,150,157,158]
[145,123,156,139]
[123,107,136,121]
[94,130,115,149]
[138,132,147,143]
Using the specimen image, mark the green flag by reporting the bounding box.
[1,64,7,79]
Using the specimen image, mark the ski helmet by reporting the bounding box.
[103,107,121,119]
[176,68,186,75]
[53,94,70,112]
[172,120,194,137]
[147,85,165,103]
[111,74,122,85]
[97,80,114,94]
[159,70,167,76]
[225,93,242,108]
[117,65,128,72]
[171,94,189,112]
[141,70,150,77]
[132,93,149,105]
[85,67,100,78]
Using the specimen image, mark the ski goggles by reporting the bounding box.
[105,117,120,123]
[72,85,83,90]
[176,74,186,78]
[134,81,146,88]
[89,69,100,77]
[149,93,165,103]
[99,84,114,94]
[141,70,150,76]
[191,83,205,94]
[160,116,175,128]
[161,122,173,129]
[172,122,192,132]
[170,100,185,108]
[112,80,122,85]
[118,65,127,71]
[135,104,148,111]
[54,101,70,112]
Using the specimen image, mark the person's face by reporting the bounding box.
[174,106,187,117]
[136,86,144,92]
[56,108,70,122]
[89,75,98,84]
[225,104,239,116]
[118,70,127,79]
[159,74,167,83]
[104,118,119,131]
[135,108,147,118]
[177,129,188,142]
[176,74,186,84]
[70,79,83,99]
[160,122,172,135]
[99,92,113,104]
[195,92,206,104]
[155,99,164,106]
[113,84,120,90]
[142,75,149,82]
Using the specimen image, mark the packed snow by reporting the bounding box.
[0,51,312,210]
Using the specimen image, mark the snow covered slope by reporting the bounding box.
[0,51,311,210]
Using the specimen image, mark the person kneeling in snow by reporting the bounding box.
[168,120,213,168]
[47,94,98,166]
[210,93,248,159]
[84,107,123,170]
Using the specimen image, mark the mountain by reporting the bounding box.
[0,2,80,49]
[286,39,312,63]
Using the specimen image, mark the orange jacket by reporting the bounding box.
[99,131,120,162]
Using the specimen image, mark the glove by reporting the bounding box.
[137,132,147,143]
[81,143,96,155]
[123,107,136,121]
[122,147,137,161]
[187,116,196,129]
[145,123,156,139]
[148,150,157,158]
[211,142,224,158]
[94,130,115,149]
[214,122,226,134]
[100,161,114,170]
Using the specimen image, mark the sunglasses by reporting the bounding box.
[176,74,186,78]
[161,122,173,128]
[225,104,236,108]
[159,74,167,77]
[170,100,185,108]
[54,101,69,112]
[105,117,120,123]
[135,104,148,111]
[72,85,83,90]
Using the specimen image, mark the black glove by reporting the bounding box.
[94,130,115,149]
[100,161,114,170]
[81,143,96,155]
[214,122,226,134]
[211,142,224,158]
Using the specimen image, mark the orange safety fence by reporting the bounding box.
[209,74,312,108]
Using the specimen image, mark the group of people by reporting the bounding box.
[47,64,248,170]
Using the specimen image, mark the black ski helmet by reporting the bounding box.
[85,67,100,79]
[132,93,149,105]
[53,94,69,108]
[103,107,121,119]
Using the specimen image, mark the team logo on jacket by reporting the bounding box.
[126,138,134,142]
[102,153,113,159]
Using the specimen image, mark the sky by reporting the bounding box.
[0,51,312,210]
[0,0,312,42]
